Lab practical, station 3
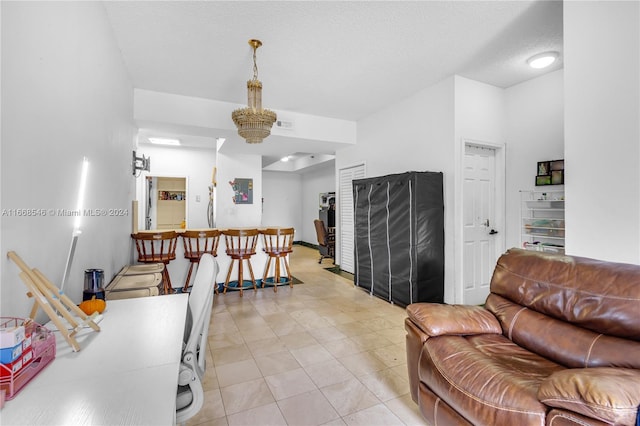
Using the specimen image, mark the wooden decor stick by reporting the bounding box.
[17,271,81,352]
[7,251,100,351]
[33,269,100,333]
[27,290,40,321]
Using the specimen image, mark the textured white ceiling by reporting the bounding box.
[104,1,563,162]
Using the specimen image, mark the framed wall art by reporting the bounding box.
[229,178,253,204]
[536,159,564,186]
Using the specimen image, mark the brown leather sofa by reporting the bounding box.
[405,248,640,426]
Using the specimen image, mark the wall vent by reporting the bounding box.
[276,120,294,130]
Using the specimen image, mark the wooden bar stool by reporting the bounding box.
[180,229,221,293]
[313,219,335,263]
[131,231,178,295]
[222,228,259,297]
[261,228,294,292]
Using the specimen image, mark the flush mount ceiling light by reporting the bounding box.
[527,51,559,69]
[232,39,277,144]
[149,137,181,146]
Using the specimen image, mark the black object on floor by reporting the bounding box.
[324,266,354,280]
[179,276,303,294]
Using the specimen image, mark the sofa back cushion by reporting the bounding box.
[487,249,640,368]
[486,293,640,368]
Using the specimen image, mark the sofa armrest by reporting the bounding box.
[538,368,640,426]
[406,303,502,337]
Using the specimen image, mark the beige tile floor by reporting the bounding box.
[187,244,428,426]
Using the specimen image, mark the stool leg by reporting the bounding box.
[283,256,292,288]
[238,258,244,297]
[182,261,196,292]
[262,256,272,288]
[163,264,174,294]
[246,258,257,292]
[274,256,281,292]
[223,259,234,294]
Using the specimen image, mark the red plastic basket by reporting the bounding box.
[0,317,56,400]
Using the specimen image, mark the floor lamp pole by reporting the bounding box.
[60,230,81,293]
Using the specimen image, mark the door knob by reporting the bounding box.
[489,229,498,235]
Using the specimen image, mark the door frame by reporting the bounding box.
[336,161,366,273]
[454,138,506,304]
[136,173,188,231]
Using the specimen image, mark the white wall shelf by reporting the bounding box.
[520,189,565,254]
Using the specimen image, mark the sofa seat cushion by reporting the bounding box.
[546,408,610,426]
[538,368,640,426]
[419,333,565,426]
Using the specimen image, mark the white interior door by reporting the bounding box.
[463,144,498,305]
[339,164,365,273]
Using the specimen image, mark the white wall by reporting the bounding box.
[214,153,267,284]
[133,144,217,285]
[340,77,455,179]
[135,144,334,248]
[336,73,566,303]
[262,171,302,235]
[135,89,357,147]
[504,70,564,250]
[453,75,506,303]
[136,144,216,230]
[1,2,135,319]
[132,139,327,288]
[337,77,456,300]
[564,1,640,263]
[455,76,506,145]
[215,153,263,229]
[300,163,336,244]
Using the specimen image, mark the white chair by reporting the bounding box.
[176,253,218,424]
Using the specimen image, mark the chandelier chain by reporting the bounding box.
[252,46,259,80]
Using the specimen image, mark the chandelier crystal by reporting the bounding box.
[232,39,277,144]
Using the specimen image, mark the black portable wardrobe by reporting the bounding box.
[352,171,444,306]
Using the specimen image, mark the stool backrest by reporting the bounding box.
[182,229,221,258]
[314,220,329,247]
[131,231,178,262]
[223,228,259,256]
[262,228,295,254]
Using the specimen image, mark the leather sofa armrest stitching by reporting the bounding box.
[547,411,593,426]
[508,307,527,340]
[429,350,546,419]
[583,334,603,367]
[540,397,639,416]
[495,266,640,302]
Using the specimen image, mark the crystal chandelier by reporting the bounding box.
[232,39,277,144]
